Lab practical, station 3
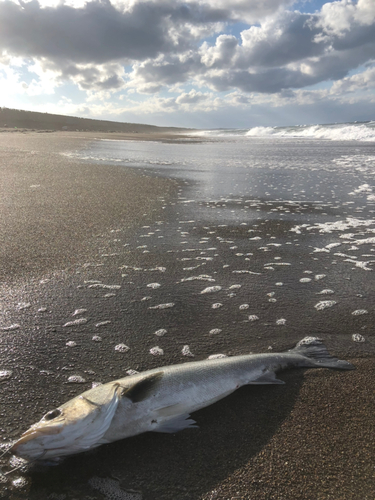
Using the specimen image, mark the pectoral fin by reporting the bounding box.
[248,371,285,385]
[153,414,198,433]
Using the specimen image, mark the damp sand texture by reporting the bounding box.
[0,131,177,279]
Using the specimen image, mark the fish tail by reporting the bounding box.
[290,337,355,370]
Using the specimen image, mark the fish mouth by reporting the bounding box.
[11,426,61,455]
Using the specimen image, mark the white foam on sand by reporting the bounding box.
[147,282,161,288]
[0,370,12,381]
[1,324,20,331]
[351,309,368,316]
[314,300,337,311]
[148,303,175,309]
[63,318,88,327]
[200,286,222,294]
[68,375,86,383]
[154,329,167,336]
[248,315,259,321]
[209,328,222,335]
[352,333,365,342]
[182,345,194,357]
[115,344,130,353]
[72,308,87,316]
[150,346,164,355]
[291,217,375,235]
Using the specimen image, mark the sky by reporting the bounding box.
[0,0,375,129]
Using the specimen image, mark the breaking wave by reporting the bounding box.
[196,121,375,142]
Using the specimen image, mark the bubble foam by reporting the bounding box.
[12,477,28,489]
[209,328,222,335]
[314,300,337,311]
[67,375,86,383]
[147,283,161,289]
[154,329,167,336]
[200,286,222,294]
[1,324,20,331]
[0,370,12,381]
[72,309,87,316]
[207,354,228,360]
[150,346,164,355]
[96,321,111,327]
[149,303,175,310]
[63,318,87,327]
[351,309,368,316]
[248,315,259,321]
[352,333,365,342]
[115,344,130,353]
[182,345,194,357]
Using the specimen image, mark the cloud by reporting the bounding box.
[0,0,230,63]
[59,62,126,91]
[317,0,375,36]
[186,0,295,23]
[0,0,375,124]
[176,89,210,105]
[196,5,375,93]
[128,52,202,93]
[330,66,375,95]
[120,2,375,96]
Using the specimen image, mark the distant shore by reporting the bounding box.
[0,107,194,134]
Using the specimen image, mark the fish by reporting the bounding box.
[10,337,354,461]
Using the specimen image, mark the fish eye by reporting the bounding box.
[44,409,61,421]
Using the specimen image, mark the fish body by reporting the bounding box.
[11,337,354,461]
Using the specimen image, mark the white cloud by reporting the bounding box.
[0,59,59,96]
[330,66,375,94]
[318,0,375,36]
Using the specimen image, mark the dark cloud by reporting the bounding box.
[204,67,310,94]
[204,41,374,95]
[331,22,375,51]
[0,0,229,64]
[131,53,202,88]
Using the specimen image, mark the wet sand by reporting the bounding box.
[0,130,181,280]
[0,131,374,500]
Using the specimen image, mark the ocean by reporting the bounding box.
[64,121,375,357]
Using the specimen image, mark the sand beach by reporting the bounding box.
[0,124,374,500]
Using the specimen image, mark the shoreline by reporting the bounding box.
[0,132,374,499]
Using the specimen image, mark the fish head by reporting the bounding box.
[11,384,121,461]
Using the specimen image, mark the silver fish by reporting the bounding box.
[11,337,354,461]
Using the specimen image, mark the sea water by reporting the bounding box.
[64,122,375,357]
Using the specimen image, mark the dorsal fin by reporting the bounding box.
[122,371,164,403]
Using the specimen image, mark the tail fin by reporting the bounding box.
[290,337,355,370]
